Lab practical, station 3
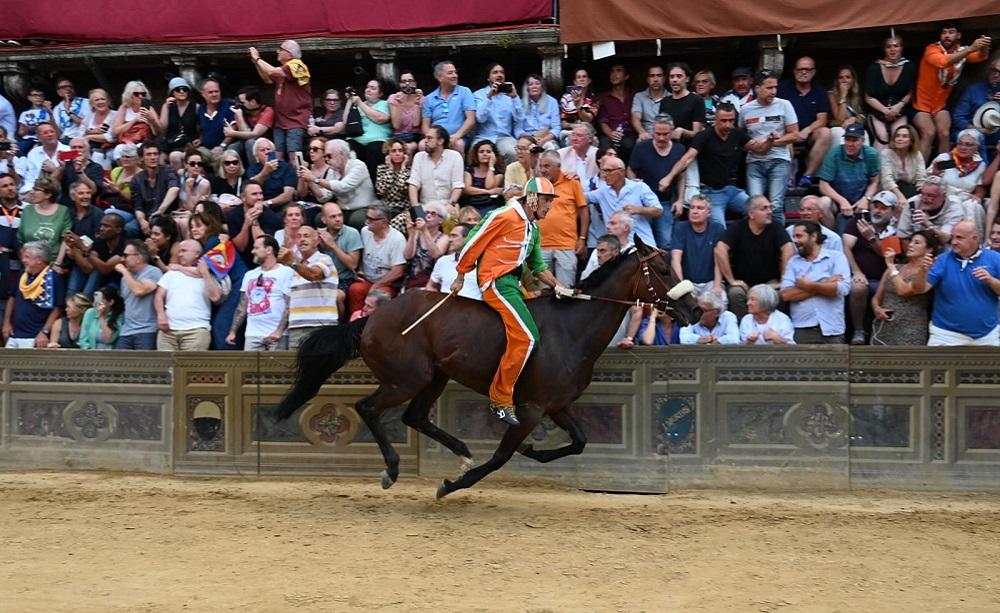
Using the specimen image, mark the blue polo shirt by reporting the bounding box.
[245,161,297,201]
[423,85,476,138]
[584,179,662,246]
[928,249,1000,338]
[777,81,830,128]
[818,144,879,203]
[197,99,235,149]
[473,86,523,142]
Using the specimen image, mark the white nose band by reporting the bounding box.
[667,279,694,300]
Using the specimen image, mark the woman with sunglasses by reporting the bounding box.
[110,80,160,154]
[83,88,116,169]
[159,77,199,170]
[296,136,334,204]
[179,149,211,211]
[211,150,246,198]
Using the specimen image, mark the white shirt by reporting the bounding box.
[429,254,483,300]
[739,310,796,344]
[21,142,70,195]
[158,270,212,331]
[679,310,740,344]
[240,264,295,337]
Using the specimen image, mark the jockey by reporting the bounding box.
[452,177,572,427]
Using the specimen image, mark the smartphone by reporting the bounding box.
[0,142,10,151]
[936,159,956,171]
[139,99,153,110]
[293,151,305,167]
[58,150,80,162]
[80,235,93,248]
[410,205,425,221]
[497,82,515,94]
[266,151,277,162]
[859,210,872,223]
[568,85,583,94]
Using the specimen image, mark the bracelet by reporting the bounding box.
[889,269,900,278]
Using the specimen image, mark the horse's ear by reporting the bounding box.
[634,235,647,250]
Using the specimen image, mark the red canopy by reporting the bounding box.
[1,0,554,44]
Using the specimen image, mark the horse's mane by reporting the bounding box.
[577,249,633,292]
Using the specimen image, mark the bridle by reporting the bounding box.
[573,247,690,316]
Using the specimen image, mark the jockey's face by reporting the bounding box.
[533,194,554,219]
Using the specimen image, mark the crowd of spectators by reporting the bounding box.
[0,21,999,351]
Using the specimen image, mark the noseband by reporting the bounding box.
[573,248,690,315]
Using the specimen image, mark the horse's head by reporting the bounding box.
[632,237,699,326]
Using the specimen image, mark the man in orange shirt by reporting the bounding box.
[452,177,571,426]
[913,22,991,161]
[536,151,589,286]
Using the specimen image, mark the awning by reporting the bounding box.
[559,1,1000,44]
[1,0,554,44]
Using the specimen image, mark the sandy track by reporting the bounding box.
[1,471,998,612]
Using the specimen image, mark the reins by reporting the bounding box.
[569,248,686,315]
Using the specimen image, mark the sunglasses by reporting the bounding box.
[223,160,241,166]
[325,98,340,102]
[187,161,204,167]
[173,86,190,93]
[133,91,147,97]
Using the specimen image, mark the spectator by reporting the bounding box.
[130,141,180,234]
[581,212,634,280]
[928,128,988,234]
[227,235,294,350]
[347,205,405,313]
[19,177,70,257]
[21,122,69,197]
[537,150,588,285]
[991,218,1000,251]
[463,140,504,217]
[191,78,233,157]
[426,222,482,299]
[503,135,541,201]
[0,92,15,139]
[52,78,91,144]
[596,63,637,163]
[113,239,162,349]
[458,206,482,225]
[778,56,833,187]
[780,220,851,343]
[191,209,247,350]
[715,195,793,318]
[880,124,926,203]
[317,202,362,315]
[320,138,376,228]
[154,239,224,350]
[0,173,23,318]
[145,216,181,272]
[81,286,124,349]
[739,283,795,344]
[225,181,280,266]
[828,66,866,147]
[671,194,725,293]
[842,190,901,345]
[474,63,522,162]
[627,114,686,249]
[375,138,413,232]
[787,195,843,252]
[246,138,296,211]
[51,137,103,206]
[309,89,346,139]
[871,231,939,345]
[559,69,596,143]
[421,61,477,152]
[911,220,1000,345]
[619,305,674,347]
[865,35,918,150]
[178,149,212,211]
[659,62,705,144]
[295,136,334,206]
[818,123,880,232]
[103,143,140,209]
[211,149,247,199]
[517,74,561,149]
[159,77,198,168]
[224,85,275,165]
[913,22,991,160]
[350,287,391,322]
[59,182,102,294]
[402,201,448,288]
[631,65,667,141]
[249,40,312,159]
[693,70,721,127]
[721,66,755,112]
[408,126,463,213]
[2,241,63,348]
[47,292,91,348]
[110,81,159,158]
[896,175,965,242]
[387,72,423,155]
[740,70,799,227]
[16,87,53,152]
[679,287,739,345]
[63,211,125,295]
[953,52,1000,163]
[274,202,306,256]
[558,122,599,193]
[586,155,662,246]
[0,126,20,184]
[667,102,754,226]
[277,226,339,348]
[83,88,116,169]
[346,79,392,180]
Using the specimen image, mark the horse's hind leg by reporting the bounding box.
[355,385,414,489]
[518,408,587,464]
[401,370,474,472]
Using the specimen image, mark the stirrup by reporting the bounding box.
[489,402,520,427]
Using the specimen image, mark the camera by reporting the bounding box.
[497,82,515,94]
[344,86,357,98]
[859,210,872,223]
[400,85,416,95]
[232,103,247,112]
[0,142,10,152]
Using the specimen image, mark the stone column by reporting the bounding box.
[170,56,203,89]
[538,45,564,94]
[757,38,785,79]
[0,61,29,102]
[370,50,398,85]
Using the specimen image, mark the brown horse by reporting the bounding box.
[275,237,699,498]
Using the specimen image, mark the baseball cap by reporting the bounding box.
[732,67,753,78]
[844,124,866,139]
[871,190,899,208]
[525,177,556,196]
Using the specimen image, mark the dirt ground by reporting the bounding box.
[1,471,999,613]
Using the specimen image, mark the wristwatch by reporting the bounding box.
[313,178,321,185]
[265,199,273,207]
[889,269,900,278]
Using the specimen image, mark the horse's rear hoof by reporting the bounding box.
[436,479,452,499]
[380,470,395,490]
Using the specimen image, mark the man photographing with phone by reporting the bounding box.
[49,137,103,206]
[473,63,522,162]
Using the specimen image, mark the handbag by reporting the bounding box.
[343,105,364,138]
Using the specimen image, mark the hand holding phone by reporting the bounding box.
[409,205,425,221]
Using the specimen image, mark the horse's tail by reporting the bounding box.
[274,317,368,421]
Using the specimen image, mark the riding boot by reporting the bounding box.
[489,402,520,427]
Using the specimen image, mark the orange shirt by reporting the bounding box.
[536,173,587,250]
[914,42,988,113]
[457,200,546,288]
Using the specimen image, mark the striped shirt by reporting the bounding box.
[288,251,339,328]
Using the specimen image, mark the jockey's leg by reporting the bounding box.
[481,274,539,427]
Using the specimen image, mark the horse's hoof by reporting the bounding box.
[436,479,452,499]
[458,456,474,475]
[380,470,395,490]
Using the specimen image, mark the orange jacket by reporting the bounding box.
[915,42,988,113]
[457,200,547,289]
